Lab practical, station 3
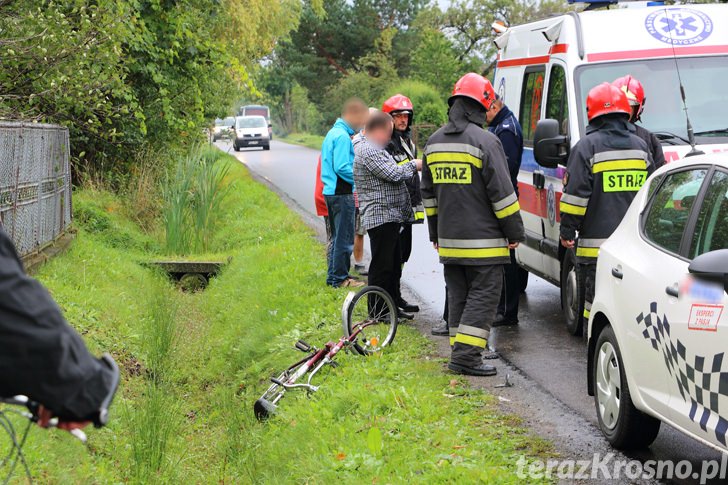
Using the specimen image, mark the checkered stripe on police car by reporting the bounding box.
[636,302,728,446]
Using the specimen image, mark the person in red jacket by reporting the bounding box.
[314,155,333,264]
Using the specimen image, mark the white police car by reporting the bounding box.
[587,154,728,451]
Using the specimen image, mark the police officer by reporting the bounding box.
[382,94,422,314]
[560,82,654,336]
[421,73,525,376]
[485,95,525,327]
[612,75,666,170]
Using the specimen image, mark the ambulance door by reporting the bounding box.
[541,62,570,280]
[515,66,549,278]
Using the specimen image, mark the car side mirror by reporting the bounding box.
[534,119,570,169]
[268,123,272,128]
[688,249,728,293]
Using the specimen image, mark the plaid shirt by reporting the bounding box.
[353,135,417,230]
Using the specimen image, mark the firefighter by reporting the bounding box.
[559,82,654,336]
[382,94,422,314]
[612,75,666,170]
[421,73,525,376]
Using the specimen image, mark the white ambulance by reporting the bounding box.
[493,1,728,334]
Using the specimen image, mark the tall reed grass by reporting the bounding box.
[163,145,231,254]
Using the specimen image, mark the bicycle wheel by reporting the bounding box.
[254,359,307,421]
[342,285,398,356]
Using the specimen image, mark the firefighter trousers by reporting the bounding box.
[577,263,597,334]
[444,264,504,367]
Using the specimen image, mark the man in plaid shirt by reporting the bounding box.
[353,111,422,318]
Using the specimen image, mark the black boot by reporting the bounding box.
[448,361,497,376]
[398,299,420,313]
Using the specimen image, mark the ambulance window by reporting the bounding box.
[519,68,545,145]
[546,65,568,136]
[690,170,728,258]
[643,169,708,255]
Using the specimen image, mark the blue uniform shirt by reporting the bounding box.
[488,105,523,195]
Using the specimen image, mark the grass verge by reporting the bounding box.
[280,132,325,151]
[8,153,552,483]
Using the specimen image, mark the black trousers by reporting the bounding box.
[399,223,412,264]
[368,222,403,310]
[445,264,503,367]
[497,249,521,321]
[577,263,597,333]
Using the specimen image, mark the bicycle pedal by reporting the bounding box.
[295,340,311,352]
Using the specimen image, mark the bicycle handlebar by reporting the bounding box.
[0,395,88,443]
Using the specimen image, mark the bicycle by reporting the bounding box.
[1,354,120,484]
[254,285,398,421]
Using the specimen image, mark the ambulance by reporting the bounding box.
[493,1,728,334]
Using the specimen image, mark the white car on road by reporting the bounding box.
[587,154,728,452]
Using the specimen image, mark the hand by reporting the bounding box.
[508,241,520,249]
[560,237,575,249]
[412,158,423,171]
[432,242,439,250]
[37,405,91,431]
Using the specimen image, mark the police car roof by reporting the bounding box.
[653,153,728,177]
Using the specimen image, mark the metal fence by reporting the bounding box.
[0,122,72,258]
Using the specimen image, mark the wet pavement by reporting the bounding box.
[220,139,726,484]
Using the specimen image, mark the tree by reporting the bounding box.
[410,30,466,98]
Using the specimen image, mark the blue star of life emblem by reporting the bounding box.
[645,8,713,46]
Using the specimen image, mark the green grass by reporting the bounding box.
[5,154,552,483]
[280,132,325,151]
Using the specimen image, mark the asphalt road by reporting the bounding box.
[220,139,726,484]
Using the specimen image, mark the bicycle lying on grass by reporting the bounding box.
[255,286,398,420]
[1,354,120,484]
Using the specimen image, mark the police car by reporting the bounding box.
[493,1,728,333]
[586,154,728,450]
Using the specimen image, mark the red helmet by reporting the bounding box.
[612,75,645,119]
[382,94,414,115]
[450,73,497,110]
[586,82,631,122]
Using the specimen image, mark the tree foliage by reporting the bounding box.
[0,0,302,175]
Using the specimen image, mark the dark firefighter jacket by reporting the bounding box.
[386,129,424,223]
[0,226,115,421]
[634,123,666,170]
[559,115,655,263]
[420,97,525,266]
[487,105,523,195]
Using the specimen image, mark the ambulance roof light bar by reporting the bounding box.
[567,0,665,8]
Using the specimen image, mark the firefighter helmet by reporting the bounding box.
[586,82,631,122]
[449,73,497,110]
[612,75,646,119]
[382,94,414,115]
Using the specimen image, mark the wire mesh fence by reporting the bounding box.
[0,122,72,258]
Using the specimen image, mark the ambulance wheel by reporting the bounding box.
[593,325,661,449]
[561,249,581,335]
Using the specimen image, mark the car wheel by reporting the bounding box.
[561,248,581,336]
[263,144,270,151]
[593,325,661,449]
[233,144,240,152]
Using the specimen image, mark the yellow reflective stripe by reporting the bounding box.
[494,201,520,219]
[427,152,482,169]
[560,202,587,216]
[576,247,600,258]
[425,207,438,216]
[449,337,456,346]
[397,158,411,166]
[592,159,647,173]
[583,309,591,318]
[414,211,425,220]
[439,247,509,258]
[454,333,487,348]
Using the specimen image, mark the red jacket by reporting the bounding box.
[314,155,328,217]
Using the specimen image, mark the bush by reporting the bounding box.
[381,80,446,123]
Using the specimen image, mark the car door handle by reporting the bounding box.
[665,284,679,298]
[611,268,623,280]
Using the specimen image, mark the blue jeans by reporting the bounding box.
[325,194,355,287]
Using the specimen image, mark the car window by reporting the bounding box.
[236,117,266,128]
[643,169,708,255]
[545,64,569,136]
[690,170,728,258]
[519,68,545,146]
